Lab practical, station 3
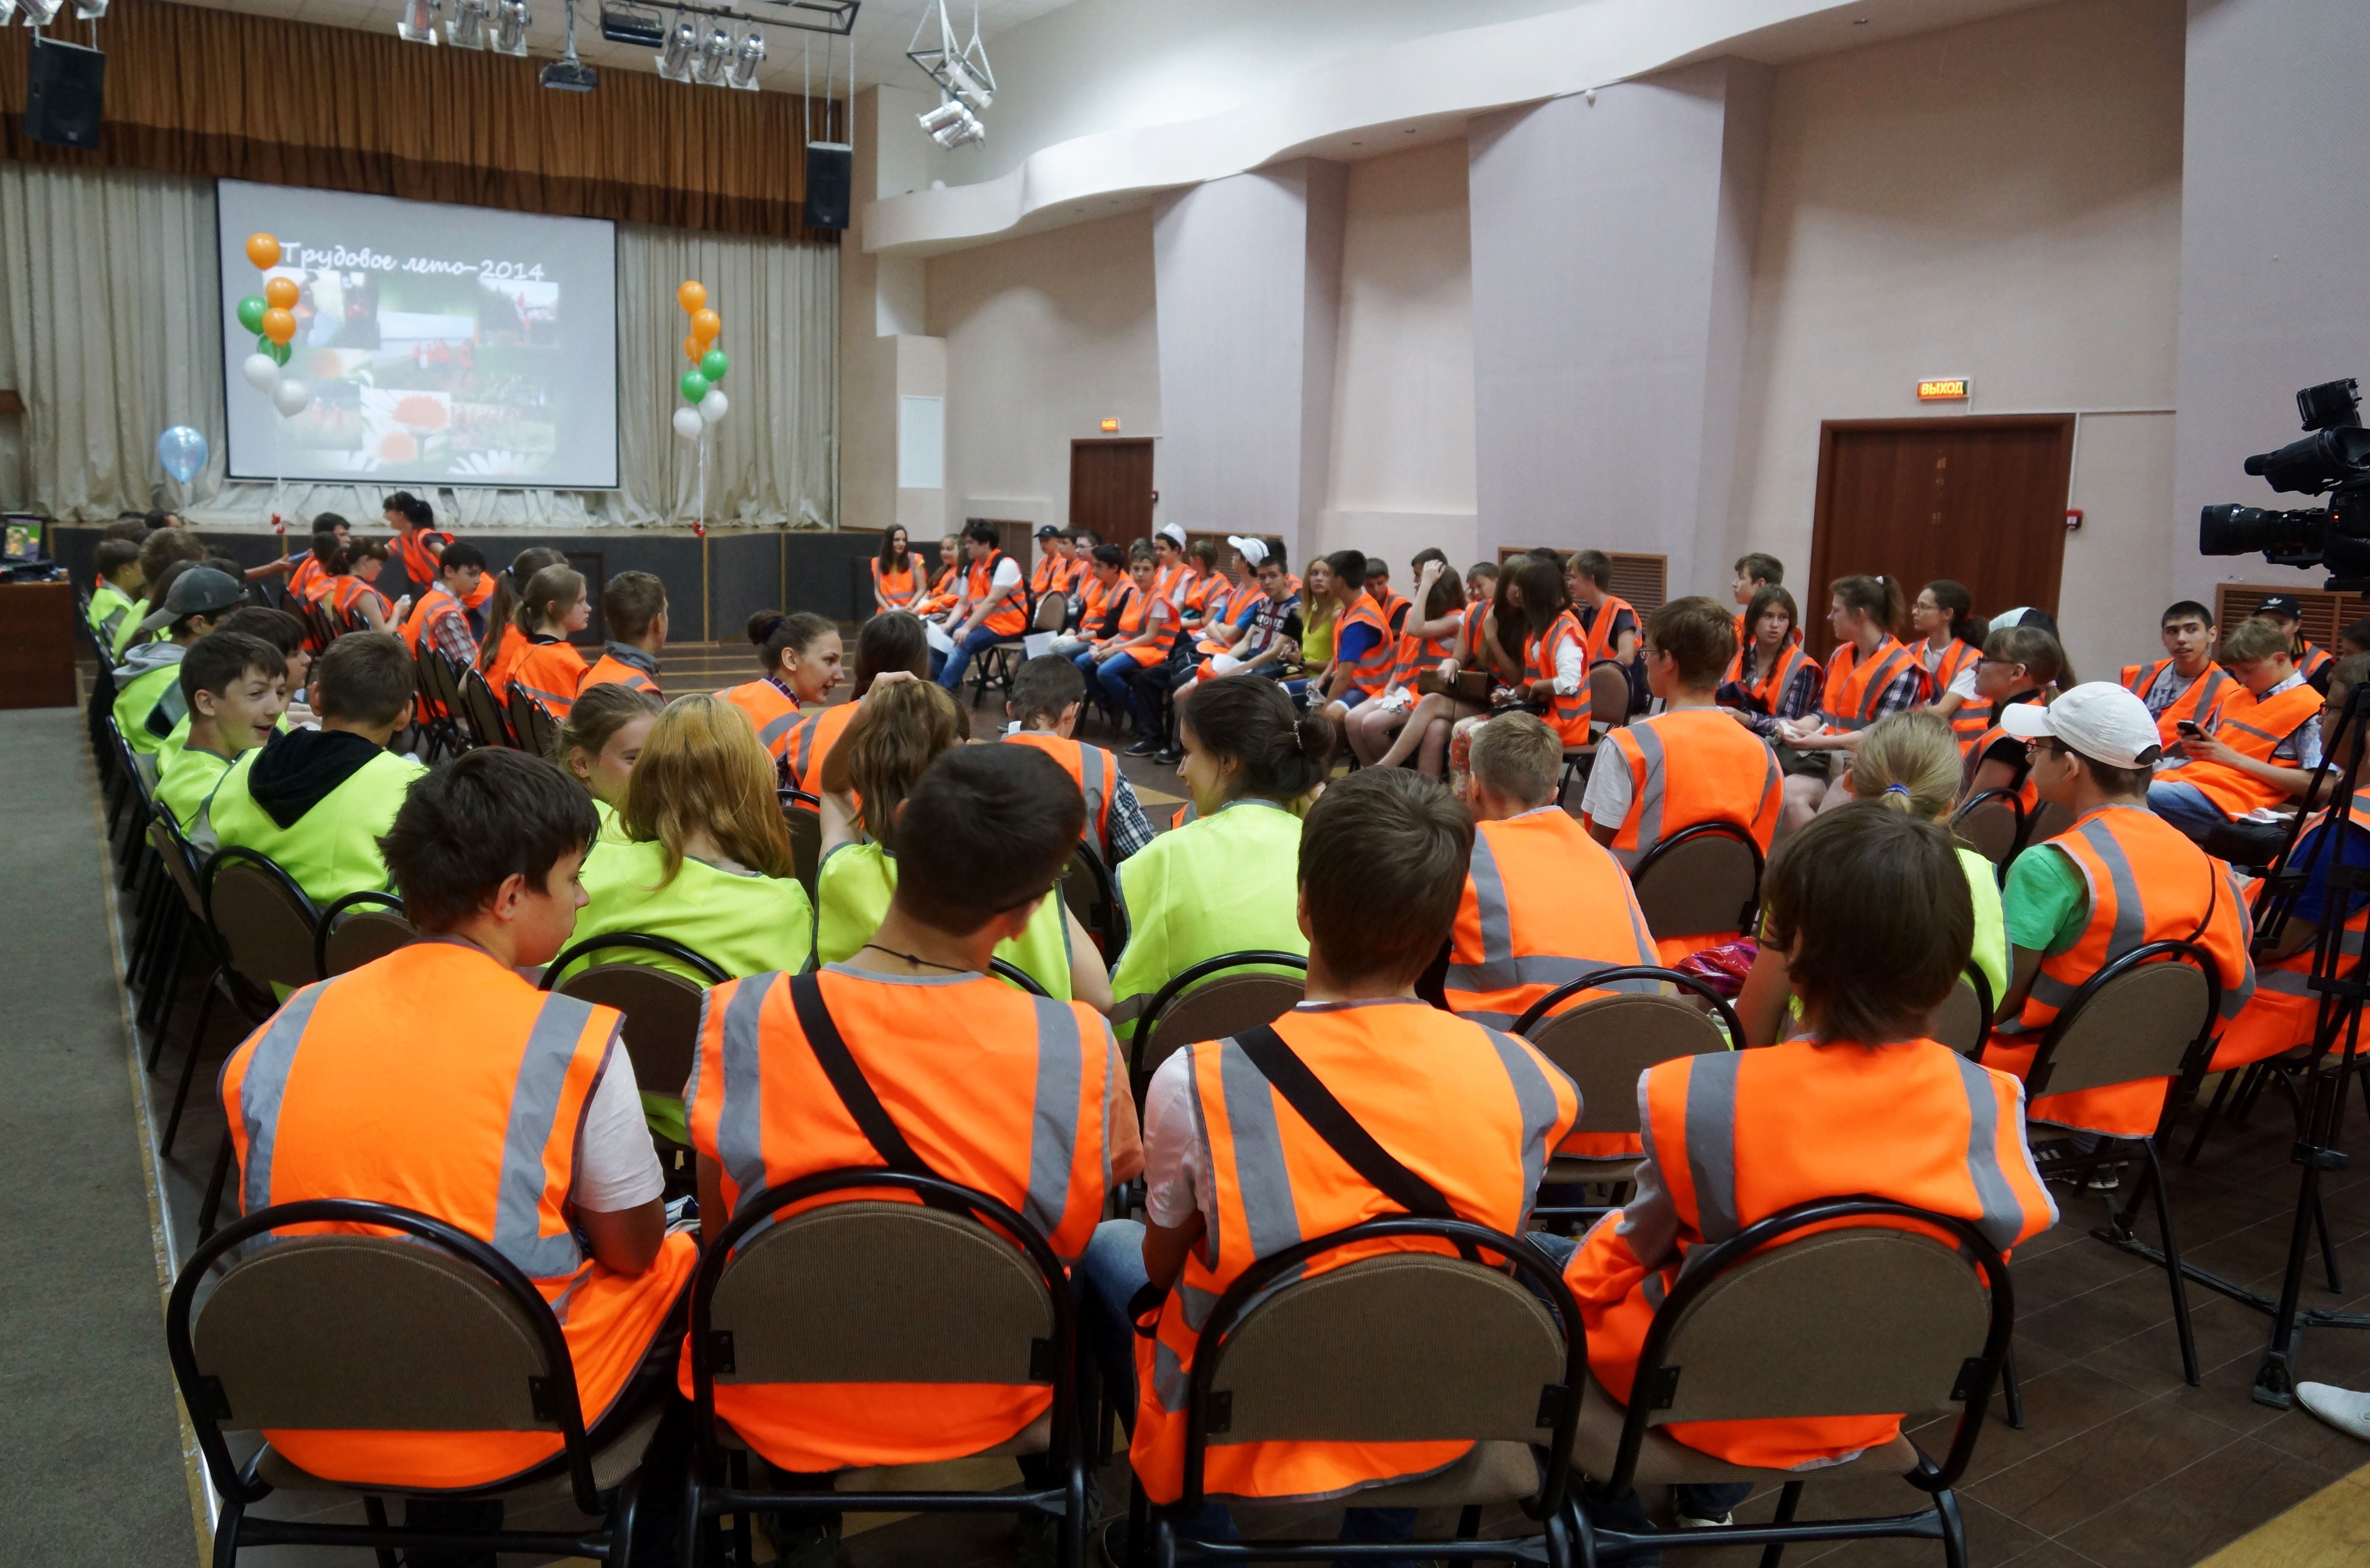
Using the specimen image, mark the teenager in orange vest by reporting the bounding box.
[399,540,488,666]
[500,562,593,720]
[716,610,842,785]
[382,490,453,597]
[934,520,1030,693]
[1718,584,1823,743]
[1567,548,1639,671]
[1362,554,1410,636]
[1957,623,2065,817]
[1369,560,1499,775]
[1727,551,1784,648]
[779,610,933,808]
[1342,557,1466,766]
[1447,710,1659,1028]
[1584,597,1780,958]
[917,531,964,616]
[579,570,667,698]
[1776,573,1927,832]
[285,518,349,607]
[2148,616,2326,848]
[2120,600,2235,749]
[1984,684,2256,1149]
[1552,805,2053,1523]
[472,546,564,698]
[1905,578,1981,702]
[683,746,1135,1564]
[1497,554,1593,749]
[217,749,697,1496]
[2256,592,2337,693]
[1004,652,1156,863]
[1316,550,1395,720]
[870,525,925,613]
[1080,769,1578,1552]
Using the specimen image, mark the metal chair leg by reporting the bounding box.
[196,1132,234,1243]
[2183,1070,2238,1166]
[362,1496,399,1568]
[2142,1140,2200,1385]
[2002,1342,2026,1430]
[1757,1480,1802,1568]
[160,978,225,1156]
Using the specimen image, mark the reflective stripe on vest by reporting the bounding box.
[1724,640,1818,717]
[1605,708,1783,861]
[1525,612,1590,741]
[1444,810,1660,1023]
[1006,732,1112,853]
[1819,637,1917,732]
[1336,599,1395,695]
[1580,596,1636,665]
[2023,807,2255,1025]
[717,680,803,760]
[2171,681,2325,817]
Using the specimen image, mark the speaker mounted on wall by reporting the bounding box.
[804,141,853,232]
[25,33,106,151]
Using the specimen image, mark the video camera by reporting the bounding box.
[2199,378,2370,590]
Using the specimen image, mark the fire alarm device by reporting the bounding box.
[2065,508,2084,531]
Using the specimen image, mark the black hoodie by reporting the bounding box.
[248,728,388,829]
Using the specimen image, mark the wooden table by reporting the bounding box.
[0,579,79,708]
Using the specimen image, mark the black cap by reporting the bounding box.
[1034,524,1062,539]
[2257,593,2304,620]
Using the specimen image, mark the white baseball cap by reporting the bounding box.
[1156,521,1187,549]
[1227,535,1269,566]
[2001,682,2164,769]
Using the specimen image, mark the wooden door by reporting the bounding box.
[1070,439,1154,547]
[1806,417,2074,655]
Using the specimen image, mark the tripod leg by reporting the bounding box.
[2141,1140,2199,1387]
[2002,1343,2025,1431]
[2254,1058,2344,1408]
[2315,1186,2343,1294]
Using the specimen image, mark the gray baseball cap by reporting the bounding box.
[136,565,245,633]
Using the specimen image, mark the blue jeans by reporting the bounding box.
[2147,778,2228,843]
[935,623,1007,690]
[1081,1219,1420,1562]
[1093,654,1160,738]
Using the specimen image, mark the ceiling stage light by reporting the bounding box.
[396,0,441,45]
[492,0,531,55]
[728,29,764,91]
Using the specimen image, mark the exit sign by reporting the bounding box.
[1918,378,1971,401]
[1099,417,1120,432]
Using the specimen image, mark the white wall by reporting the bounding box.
[927,207,1161,534]
[1729,0,2186,680]
[1320,139,1479,566]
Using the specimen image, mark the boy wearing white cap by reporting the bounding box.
[1981,683,2256,1153]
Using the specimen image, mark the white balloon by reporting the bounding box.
[272,378,310,418]
[699,388,729,425]
[672,406,705,442]
[241,353,281,393]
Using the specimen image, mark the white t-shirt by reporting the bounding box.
[990,557,1024,591]
[1948,665,1980,702]
[573,1042,666,1214]
[1140,1047,1214,1230]
[1581,737,1634,838]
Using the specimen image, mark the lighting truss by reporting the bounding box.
[909,0,992,148]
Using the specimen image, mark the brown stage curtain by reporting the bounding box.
[0,0,840,239]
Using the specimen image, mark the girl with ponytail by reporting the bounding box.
[717,609,842,784]
[1776,573,1927,833]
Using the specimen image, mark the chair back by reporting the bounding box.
[148,811,211,921]
[1060,841,1128,962]
[1925,967,1993,1059]
[1953,789,2024,869]
[168,1200,601,1514]
[204,849,325,996]
[1522,989,1731,1142]
[1587,662,1631,731]
[555,964,711,1116]
[509,686,559,758]
[459,668,516,749]
[2023,800,2077,850]
[779,789,822,899]
[1032,591,1067,632]
[1182,1217,1581,1514]
[2028,941,2217,1100]
[1630,822,1761,941]
[1132,950,1309,1087]
[315,891,421,977]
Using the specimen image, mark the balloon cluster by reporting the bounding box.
[235,233,312,420]
[671,280,731,442]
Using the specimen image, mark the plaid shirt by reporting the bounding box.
[1106,772,1157,861]
[418,590,479,668]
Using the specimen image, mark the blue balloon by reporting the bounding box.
[156,425,209,486]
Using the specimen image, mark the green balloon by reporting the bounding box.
[680,370,711,404]
[700,348,729,383]
[258,334,291,367]
[237,295,268,333]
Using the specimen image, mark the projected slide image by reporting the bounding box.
[220,179,618,490]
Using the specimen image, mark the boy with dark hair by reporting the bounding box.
[156,631,287,851]
[2119,600,2232,748]
[1730,551,1789,646]
[1080,767,1577,1552]
[1363,554,1408,635]
[583,570,668,697]
[88,539,145,646]
[1584,598,1781,949]
[220,747,695,1499]
[285,524,345,606]
[1320,548,1391,718]
[217,605,313,719]
[685,744,1135,1561]
[209,632,429,905]
[113,565,246,755]
[401,539,489,664]
[1005,652,1156,863]
[936,518,1030,692]
[2253,592,2334,691]
[2147,616,2325,847]
[1567,548,1639,667]
[1450,711,1659,1024]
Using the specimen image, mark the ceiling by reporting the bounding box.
[168,0,1078,98]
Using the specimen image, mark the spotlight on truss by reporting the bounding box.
[910,0,995,144]
[448,0,488,50]
[396,0,440,45]
[727,28,764,90]
[492,0,531,55]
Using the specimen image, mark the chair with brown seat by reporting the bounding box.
[683,1169,1095,1568]
[1557,664,1636,802]
[1952,788,2025,878]
[778,788,823,902]
[1137,1214,1584,1568]
[1060,841,1129,965]
[458,666,517,749]
[167,1198,674,1567]
[2023,938,2221,1386]
[141,810,228,1070]
[1569,1196,2012,1568]
[541,933,731,1184]
[1128,949,1309,1100]
[173,850,324,1177]
[509,684,560,758]
[2019,799,2077,855]
[411,644,464,760]
[1511,966,1740,1228]
[1628,822,1762,955]
[1924,966,1994,1059]
[315,890,421,978]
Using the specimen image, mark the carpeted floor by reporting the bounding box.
[0,708,199,1568]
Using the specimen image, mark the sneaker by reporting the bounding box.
[1123,738,1160,757]
[1676,1511,1734,1529]
[2298,1381,2370,1440]
[1153,747,1182,765]
[2087,1165,2122,1191]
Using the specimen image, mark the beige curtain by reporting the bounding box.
[0,159,838,528]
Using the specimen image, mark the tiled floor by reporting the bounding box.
[108,644,2370,1566]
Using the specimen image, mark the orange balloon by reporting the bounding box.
[262,308,296,346]
[245,232,282,270]
[264,277,299,310]
[691,308,721,344]
[683,334,703,363]
[677,281,707,314]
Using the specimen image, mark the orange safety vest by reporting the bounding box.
[1560,1038,2053,1471]
[1982,805,2256,1136]
[218,942,696,1489]
[1121,582,1184,668]
[716,678,804,775]
[1723,639,1821,720]
[967,551,1029,637]
[508,638,590,720]
[401,582,473,654]
[1131,1001,1578,1504]
[1524,610,1591,744]
[287,554,325,603]
[1963,693,2047,814]
[1005,730,1118,862]
[1818,635,1922,734]
[1578,595,1637,666]
[872,557,920,607]
[1383,622,1457,694]
[1334,596,1395,698]
[1444,806,1660,1042]
[2168,680,2325,817]
[1912,637,1981,710]
[584,649,663,699]
[1598,709,1780,963]
[682,965,1120,1472]
[782,700,859,801]
[2298,641,2334,686]
[1368,586,1410,638]
[1077,574,1113,632]
[1198,587,1266,658]
[393,526,452,589]
[2218,788,2370,1072]
[920,564,959,616]
[2119,659,2236,749]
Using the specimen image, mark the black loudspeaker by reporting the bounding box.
[25,34,106,151]
[804,142,853,232]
